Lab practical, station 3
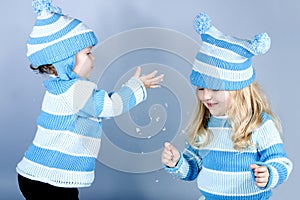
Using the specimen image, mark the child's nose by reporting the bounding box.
[203,89,212,100]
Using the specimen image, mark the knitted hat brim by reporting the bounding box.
[28,31,98,66]
[189,69,256,90]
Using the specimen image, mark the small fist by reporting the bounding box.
[250,164,269,188]
[161,142,180,168]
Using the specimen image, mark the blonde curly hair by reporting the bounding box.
[187,81,281,151]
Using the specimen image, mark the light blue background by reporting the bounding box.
[1,0,299,199]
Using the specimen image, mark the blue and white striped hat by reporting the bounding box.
[190,12,271,90]
[27,0,98,79]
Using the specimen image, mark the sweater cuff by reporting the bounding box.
[125,77,147,104]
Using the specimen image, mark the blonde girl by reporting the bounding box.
[161,12,292,200]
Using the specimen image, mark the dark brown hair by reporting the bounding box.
[30,64,58,76]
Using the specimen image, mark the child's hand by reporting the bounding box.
[134,66,164,88]
[250,164,269,188]
[161,142,180,168]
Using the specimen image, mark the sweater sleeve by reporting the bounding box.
[78,77,146,118]
[251,118,293,190]
[164,144,202,181]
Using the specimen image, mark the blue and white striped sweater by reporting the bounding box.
[17,76,146,188]
[166,114,292,200]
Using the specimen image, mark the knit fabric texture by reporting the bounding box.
[190,13,271,90]
[165,114,293,200]
[27,0,98,80]
[17,77,147,187]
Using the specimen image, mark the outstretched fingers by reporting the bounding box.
[146,74,164,88]
[133,66,142,78]
[134,67,164,88]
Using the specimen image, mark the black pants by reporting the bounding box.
[18,174,79,200]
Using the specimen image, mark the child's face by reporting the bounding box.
[197,88,232,116]
[73,46,95,78]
